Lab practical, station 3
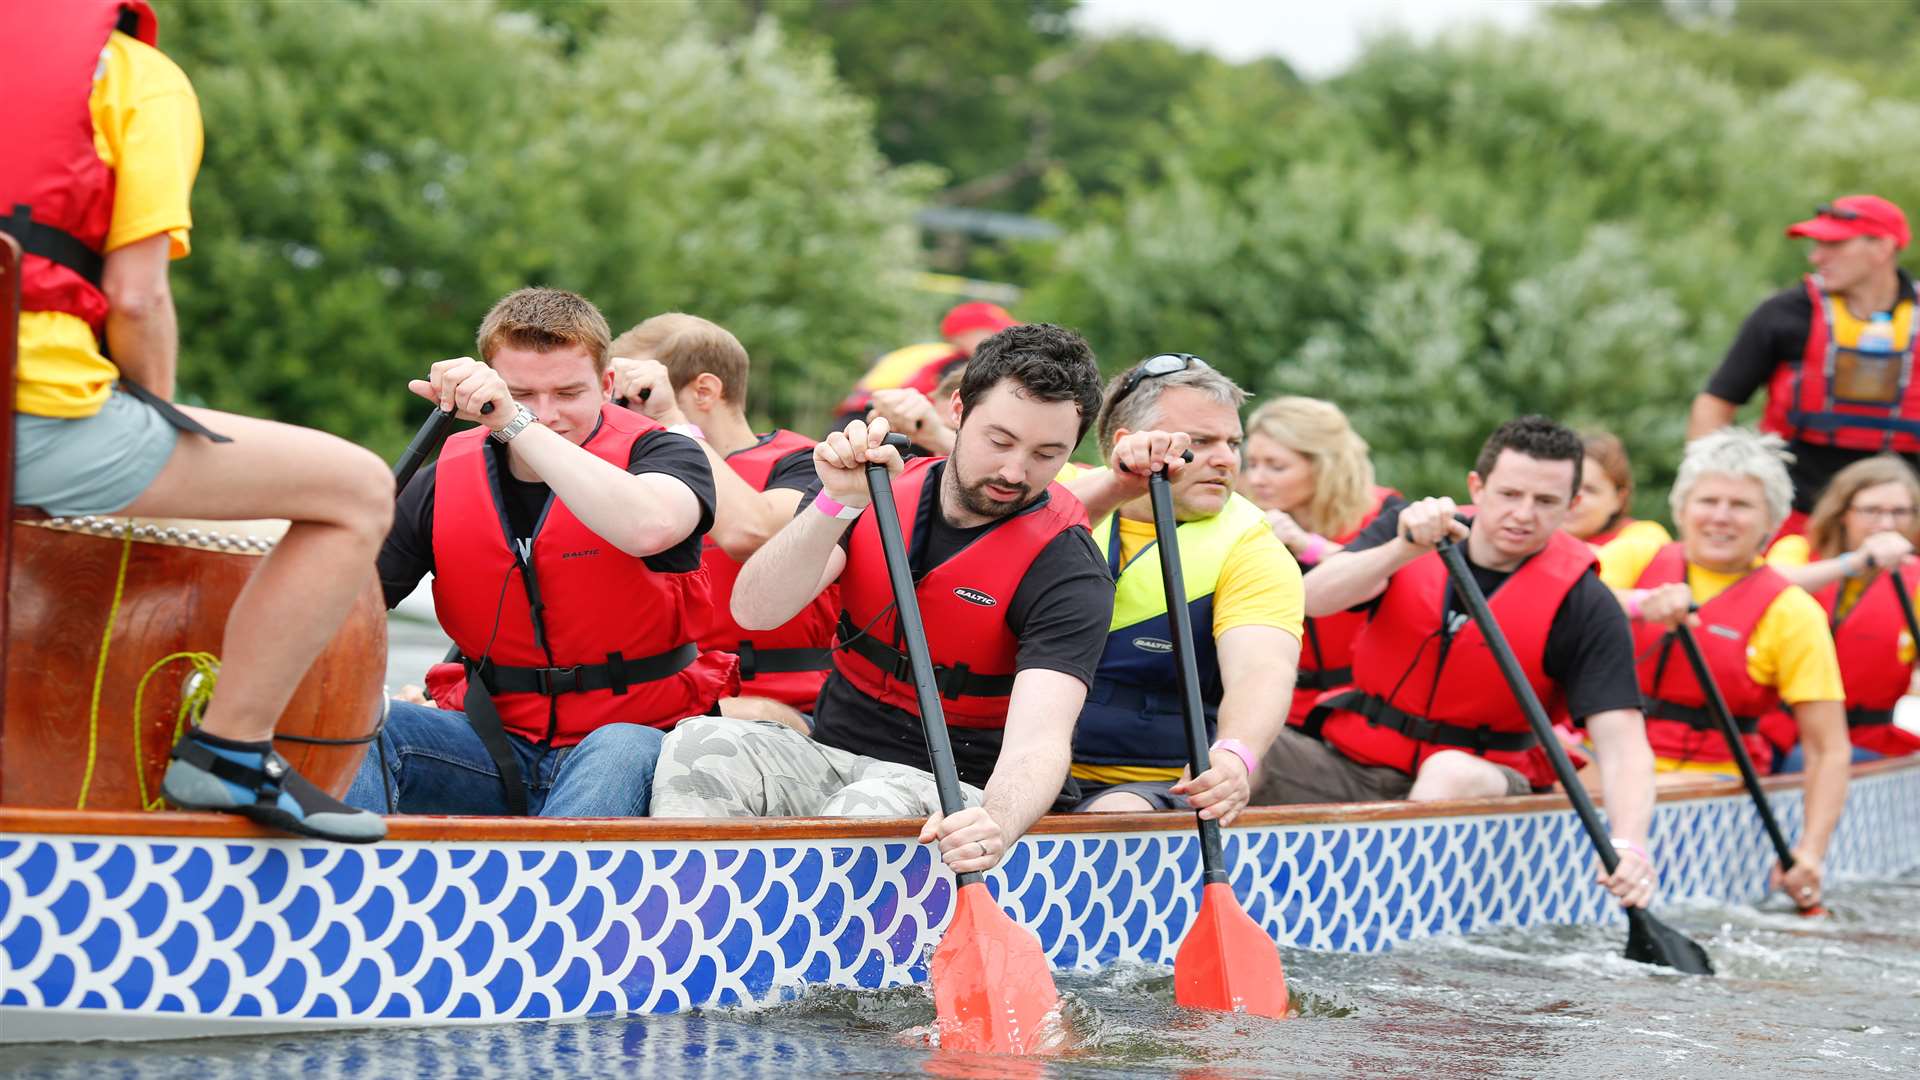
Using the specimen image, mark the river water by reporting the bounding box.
[8,610,1913,1078]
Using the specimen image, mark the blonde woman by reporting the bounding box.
[1764,455,1920,766]
[1567,430,1670,550]
[1239,397,1402,728]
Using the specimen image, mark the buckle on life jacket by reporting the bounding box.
[535,664,582,695]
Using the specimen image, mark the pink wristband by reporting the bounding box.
[1610,836,1651,864]
[1298,534,1329,565]
[1624,589,1646,621]
[1210,738,1258,779]
[812,491,863,521]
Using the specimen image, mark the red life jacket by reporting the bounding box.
[1812,561,1920,757]
[0,0,157,332]
[1632,544,1789,766]
[1287,486,1399,729]
[1761,275,1920,453]
[698,430,837,710]
[428,406,738,745]
[831,456,1088,728]
[1311,530,1596,790]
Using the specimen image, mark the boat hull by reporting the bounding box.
[2,760,1916,1042]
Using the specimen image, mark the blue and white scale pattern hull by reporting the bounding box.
[2,763,1916,1041]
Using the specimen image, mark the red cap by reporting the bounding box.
[940,301,1018,341]
[1786,195,1910,249]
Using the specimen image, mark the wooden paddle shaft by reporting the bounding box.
[863,454,981,888]
[1672,623,1798,868]
[1146,469,1228,885]
[1435,540,1626,875]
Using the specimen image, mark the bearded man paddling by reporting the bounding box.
[649,325,1113,877]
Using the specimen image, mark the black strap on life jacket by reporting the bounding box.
[1846,706,1895,729]
[1304,688,1539,754]
[5,203,103,288]
[735,640,831,682]
[1641,695,1761,736]
[1294,665,1353,692]
[458,660,531,817]
[836,612,1014,701]
[471,642,697,696]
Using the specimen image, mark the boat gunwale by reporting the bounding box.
[2,757,1911,842]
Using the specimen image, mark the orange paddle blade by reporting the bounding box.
[930,881,1062,1055]
[1174,881,1289,1018]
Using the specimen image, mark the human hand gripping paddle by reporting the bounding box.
[862,434,1061,1055]
[1143,463,1291,1017]
[1433,539,1714,974]
[1671,619,1825,916]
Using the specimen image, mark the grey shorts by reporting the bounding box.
[1071,779,1189,812]
[15,388,179,517]
[1250,726,1531,805]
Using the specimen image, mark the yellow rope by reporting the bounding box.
[132,651,221,811]
[76,528,135,810]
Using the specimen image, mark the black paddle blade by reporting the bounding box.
[1625,908,1714,975]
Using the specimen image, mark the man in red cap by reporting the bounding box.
[1690,195,1920,536]
[830,301,1018,433]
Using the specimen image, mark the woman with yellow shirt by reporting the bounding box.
[1599,429,1848,909]
[1566,430,1670,551]
[1765,456,1920,767]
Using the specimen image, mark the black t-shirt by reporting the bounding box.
[805,463,1114,787]
[378,426,717,609]
[1344,507,1641,722]
[1704,270,1920,512]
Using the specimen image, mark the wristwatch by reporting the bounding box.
[489,404,538,443]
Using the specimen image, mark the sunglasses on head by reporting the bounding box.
[1112,353,1204,407]
[1816,202,1863,221]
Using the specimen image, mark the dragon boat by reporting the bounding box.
[2,759,1917,1042]
[2,240,1919,1043]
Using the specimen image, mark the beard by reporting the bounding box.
[946,452,1032,520]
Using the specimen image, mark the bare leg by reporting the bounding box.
[1080,791,1156,813]
[123,406,393,741]
[1407,750,1512,801]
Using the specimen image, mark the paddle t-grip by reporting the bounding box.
[862,440,980,888]
[1147,467,1229,884]
[614,385,652,410]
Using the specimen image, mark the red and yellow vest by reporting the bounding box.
[1632,544,1787,766]
[1762,275,1920,453]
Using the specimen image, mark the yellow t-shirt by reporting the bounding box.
[1073,511,1305,785]
[16,31,202,418]
[1597,539,1843,706]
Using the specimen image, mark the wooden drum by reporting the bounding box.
[2,513,387,810]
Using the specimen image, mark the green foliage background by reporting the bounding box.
[154,0,1920,517]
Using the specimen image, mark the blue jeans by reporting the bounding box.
[1775,742,1883,775]
[345,700,664,817]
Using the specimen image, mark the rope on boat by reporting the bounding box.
[132,651,221,812]
[75,525,222,810]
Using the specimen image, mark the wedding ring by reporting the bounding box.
[1799,887,1813,898]
[974,840,987,858]
[1639,877,1652,886]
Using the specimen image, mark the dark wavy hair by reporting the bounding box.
[957,323,1104,442]
[1474,415,1584,495]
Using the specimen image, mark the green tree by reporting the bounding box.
[155,0,929,454]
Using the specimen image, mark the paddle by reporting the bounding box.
[393,401,492,494]
[1434,539,1714,974]
[1672,621,1824,915]
[1143,465,1290,1017]
[1887,560,1920,664]
[862,436,1061,1055]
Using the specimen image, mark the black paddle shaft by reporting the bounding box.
[863,451,983,889]
[393,401,495,496]
[1434,541,1624,870]
[1672,623,1798,868]
[1888,564,1920,652]
[1146,468,1229,886]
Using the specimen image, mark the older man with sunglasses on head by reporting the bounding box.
[1062,353,1304,826]
[1691,196,1920,546]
